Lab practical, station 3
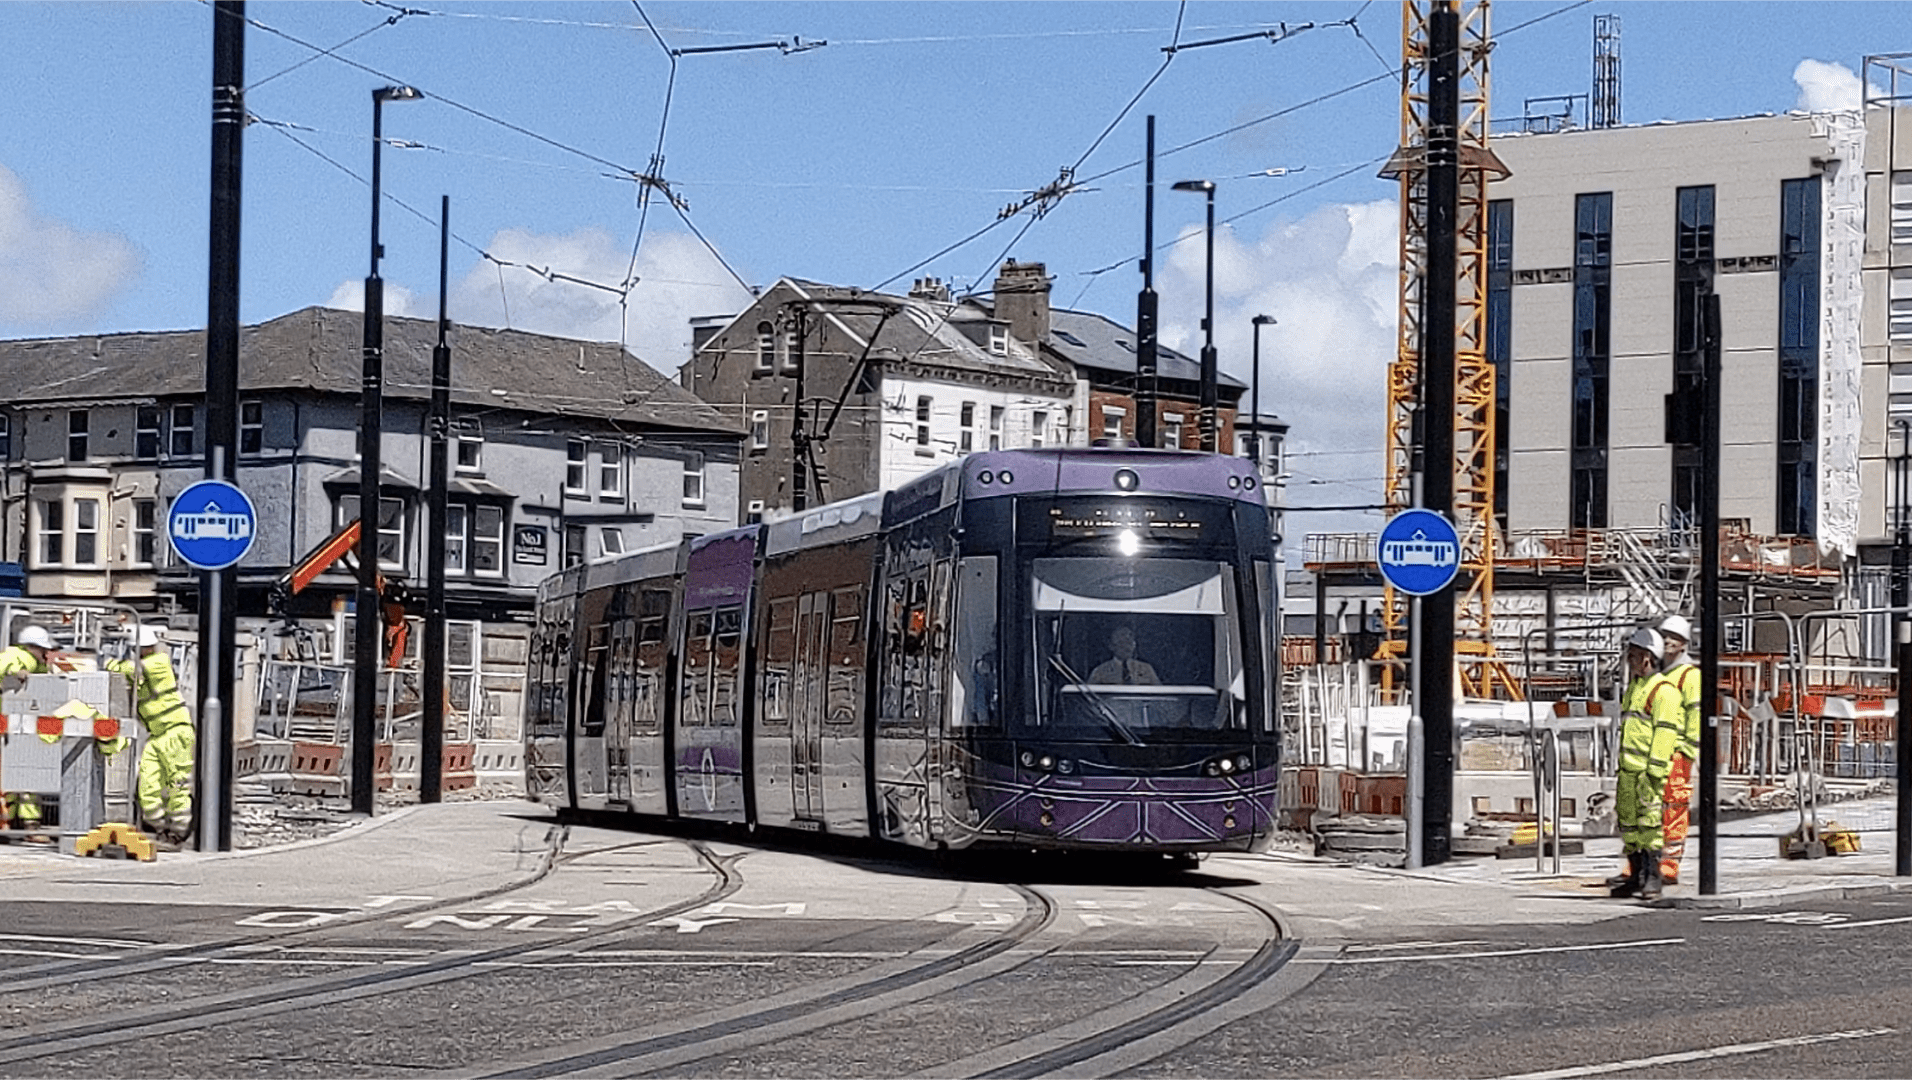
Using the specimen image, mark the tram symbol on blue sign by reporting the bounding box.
[1376,508,1460,596]
[167,479,258,571]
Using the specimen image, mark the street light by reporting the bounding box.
[1250,314,1276,469]
[353,83,422,818]
[1172,179,1218,451]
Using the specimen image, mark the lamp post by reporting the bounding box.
[1172,179,1218,451]
[353,83,422,817]
[1249,314,1276,468]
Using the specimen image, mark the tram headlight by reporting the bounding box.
[1114,468,1139,491]
[998,470,1013,484]
[979,471,994,485]
[1204,761,1221,777]
[1038,755,1054,771]
[1116,529,1140,557]
[1217,757,1235,774]
[1020,751,1035,767]
[1057,759,1074,775]
[1228,475,1242,490]
[1236,755,1252,772]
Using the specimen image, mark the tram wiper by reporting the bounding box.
[1047,653,1145,746]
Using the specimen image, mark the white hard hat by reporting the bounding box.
[136,625,164,649]
[1658,614,1693,643]
[1626,627,1663,660]
[16,626,52,650]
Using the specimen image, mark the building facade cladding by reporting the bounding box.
[1860,104,1912,550]
[0,311,743,612]
[1490,114,1859,539]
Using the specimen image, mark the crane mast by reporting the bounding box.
[1378,0,1517,699]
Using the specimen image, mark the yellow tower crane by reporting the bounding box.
[1376,0,1519,700]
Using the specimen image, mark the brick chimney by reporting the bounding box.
[993,260,1051,350]
[908,277,951,303]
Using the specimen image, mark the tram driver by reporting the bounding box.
[1088,626,1160,686]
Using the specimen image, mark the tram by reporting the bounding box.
[523,447,1282,854]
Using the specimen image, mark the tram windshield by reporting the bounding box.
[1030,558,1246,742]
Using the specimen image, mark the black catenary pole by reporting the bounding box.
[1418,1,1460,866]
[1698,291,1723,895]
[1136,115,1159,449]
[423,196,451,805]
[199,0,244,853]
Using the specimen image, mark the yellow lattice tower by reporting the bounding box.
[1377,0,1519,700]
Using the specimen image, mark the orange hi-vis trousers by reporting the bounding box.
[1660,754,1694,883]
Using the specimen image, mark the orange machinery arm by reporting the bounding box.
[270,519,410,668]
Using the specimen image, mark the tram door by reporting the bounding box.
[791,590,829,822]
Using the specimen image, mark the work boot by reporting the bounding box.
[1639,852,1664,901]
[1660,856,1680,886]
[1605,861,1632,889]
[1609,851,1643,898]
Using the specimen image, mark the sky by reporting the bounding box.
[0,1,1903,534]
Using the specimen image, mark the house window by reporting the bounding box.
[1163,412,1184,449]
[68,410,89,462]
[755,322,776,372]
[0,413,9,460]
[1891,269,1912,342]
[916,396,933,455]
[599,527,624,558]
[37,499,62,564]
[338,494,406,571]
[1101,405,1126,441]
[1487,198,1513,532]
[240,400,263,455]
[959,402,976,453]
[563,524,586,568]
[750,410,770,451]
[565,440,587,494]
[136,407,161,460]
[1893,171,1912,245]
[781,328,800,372]
[989,405,1004,451]
[1031,410,1048,449]
[989,325,1008,356]
[1778,176,1821,536]
[746,499,765,525]
[451,419,482,472]
[445,505,467,573]
[169,404,194,457]
[1571,191,1613,530]
[599,444,623,499]
[132,499,157,567]
[73,499,99,565]
[471,505,504,576]
[682,454,706,507]
[1670,187,1714,529]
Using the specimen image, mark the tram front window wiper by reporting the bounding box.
[1046,653,1145,747]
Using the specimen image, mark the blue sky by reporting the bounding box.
[0,1,1901,525]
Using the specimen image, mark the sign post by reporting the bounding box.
[167,477,257,854]
[1378,508,1459,868]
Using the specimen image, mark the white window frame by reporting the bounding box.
[168,404,194,458]
[72,498,100,567]
[445,504,468,574]
[599,526,624,559]
[755,321,776,373]
[780,327,800,373]
[598,443,623,500]
[0,413,9,460]
[750,410,770,451]
[682,454,706,508]
[959,401,975,453]
[915,396,934,456]
[240,400,263,455]
[130,498,158,569]
[455,419,483,473]
[1031,409,1048,449]
[68,410,90,462]
[565,440,588,495]
[471,504,505,577]
[1101,405,1126,441]
[989,324,1008,356]
[1163,412,1184,449]
[1893,171,1912,245]
[338,494,407,572]
[989,405,1004,451]
[746,499,766,525]
[35,498,63,566]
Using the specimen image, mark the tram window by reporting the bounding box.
[763,597,796,724]
[826,586,863,725]
[638,588,671,644]
[951,557,999,728]
[1255,560,1276,733]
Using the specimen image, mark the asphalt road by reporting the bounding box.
[1,822,1908,1079]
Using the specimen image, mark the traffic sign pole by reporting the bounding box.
[168,476,256,854]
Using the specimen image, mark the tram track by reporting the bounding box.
[0,824,609,993]
[0,838,742,1069]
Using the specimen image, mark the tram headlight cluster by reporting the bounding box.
[1019,750,1074,774]
[1226,474,1259,491]
[977,470,1014,485]
[1203,754,1253,777]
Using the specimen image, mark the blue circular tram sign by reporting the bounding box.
[167,479,258,571]
[1376,508,1459,596]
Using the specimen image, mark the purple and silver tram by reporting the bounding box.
[524,446,1281,854]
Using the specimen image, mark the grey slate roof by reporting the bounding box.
[0,306,738,434]
[1040,307,1248,391]
[784,279,1071,384]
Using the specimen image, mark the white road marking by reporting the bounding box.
[1343,940,1492,953]
[0,932,150,949]
[701,901,807,916]
[234,911,347,929]
[476,959,777,968]
[1496,1026,1898,1079]
[1305,938,1684,964]
[1828,914,1912,930]
[0,947,102,959]
[648,915,740,934]
[361,895,435,909]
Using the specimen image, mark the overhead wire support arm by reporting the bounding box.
[1163,21,1319,53]
[998,167,1084,221]
[670,37,826,57]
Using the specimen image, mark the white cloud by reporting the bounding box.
[1158,200,1399,536]
[446,226,753,374]
[1793,59,1864,112]
[325,278,425,318]
[0,163,140,325]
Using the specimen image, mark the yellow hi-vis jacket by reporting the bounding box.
[1619,671,1683,785]
[0,645,47,680]
[1663,661,1701,761]
[104,651,192,735]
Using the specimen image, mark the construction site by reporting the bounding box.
[1278,5,1911,867]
